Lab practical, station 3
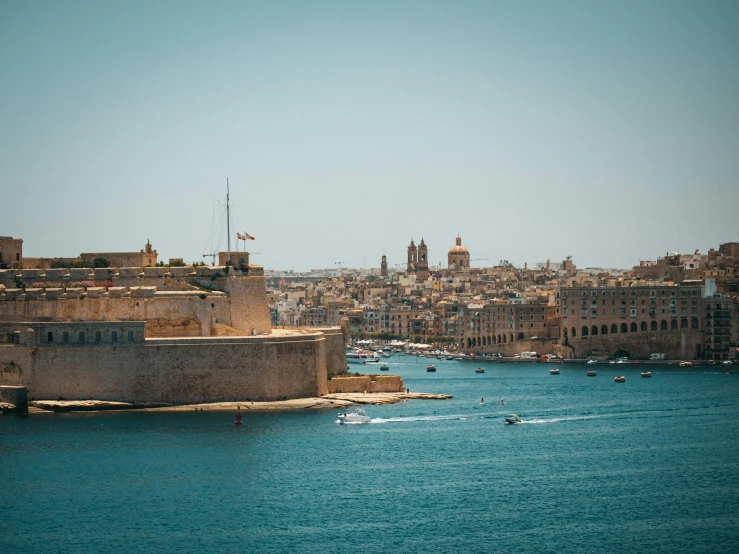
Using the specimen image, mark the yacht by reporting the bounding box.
[586,359,598,366]
[337,408,371,424]
[346,350,368,364]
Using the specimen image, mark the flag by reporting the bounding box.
[237,232,255,241]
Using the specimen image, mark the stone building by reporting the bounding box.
[80,239,159,268]
[407,240,417,273]
[0,237,22,268]
[448,235,470,269]
[558,280,711,359]
[380,255,388,277]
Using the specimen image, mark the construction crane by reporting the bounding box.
[470,257,489,262]
[203,253,217,265]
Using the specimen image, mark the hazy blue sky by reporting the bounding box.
[2,0,738,271]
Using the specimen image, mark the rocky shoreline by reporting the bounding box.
[27,392,451,414]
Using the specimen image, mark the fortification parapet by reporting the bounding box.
[94,268,115,280]
[25,288,42,300]
[143,267,167,278]
[169,267,194,278]
[45,268,68,280]
[21,269,43,280]
[108,287,127,297]
[130,286,157,297]
[0,270,16,281]
[66,287,85,299]
[87,287,105,298]
[4,288,21,300]
[45,288,65,300]
[69,268,93,280]
[195,266,215,277]
[118,268,142,278]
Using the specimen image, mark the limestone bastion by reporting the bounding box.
[0,265,347,403]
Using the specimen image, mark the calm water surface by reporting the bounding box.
[2,358,738,553]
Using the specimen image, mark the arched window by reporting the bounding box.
[631,322,637,332]
[641,321,648,331]
[564,328,569,337]
[482,336,486,346]
[591,325,598,336]
[572,327,577,337]
[498,334,502,344]
[582,326,589,337]
[671,319,678,330]
[503,334,507,343]
[611,324,618,334]
[691,318,698,329]
[621,323,628,333]
[660,320,668,330]
[518,332,524,340]
[602,325,609,335]
[460,340,464,350]
[477,337,481,346]
[509,333,513,343]
[681,318,688,329]
[650,321,657,331]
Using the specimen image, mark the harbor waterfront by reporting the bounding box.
[2,357,739,553]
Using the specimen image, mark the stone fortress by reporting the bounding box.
[0,239,347,404]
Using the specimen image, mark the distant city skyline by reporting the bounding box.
[2,1,738,271]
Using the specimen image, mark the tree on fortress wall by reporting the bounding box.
[50,259,94,269]
[93,257,110,268]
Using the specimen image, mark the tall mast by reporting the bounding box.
[226,178,231,267]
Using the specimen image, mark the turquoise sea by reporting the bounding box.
[2,358,739,553]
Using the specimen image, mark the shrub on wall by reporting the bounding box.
[92,257,110,268]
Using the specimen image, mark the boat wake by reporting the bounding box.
[370,413,496,424]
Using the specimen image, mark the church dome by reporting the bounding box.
[448,235,469,254]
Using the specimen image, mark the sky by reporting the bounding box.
[2,0,738,271]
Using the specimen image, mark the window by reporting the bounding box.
[79,331,85,342]
[112,331,117,342]
[128,331,134,341]
[95,331,101,342]
[63,331,69,343]
[47,331,53,342]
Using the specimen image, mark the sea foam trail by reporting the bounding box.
[371,413,498,424]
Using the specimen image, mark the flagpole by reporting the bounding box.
[226,178,231,267]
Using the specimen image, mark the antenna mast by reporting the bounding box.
[226,178,231,267]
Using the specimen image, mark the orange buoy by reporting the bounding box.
[235,412,242,425]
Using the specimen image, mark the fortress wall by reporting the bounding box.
[223,276,272,335]
[0,295,233,338]
[11,334,329,403]
[318,327,348,375]
[327,374,404,393]
[0,346,35,387]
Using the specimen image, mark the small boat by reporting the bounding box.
[480,398,485,405]
[587,370,597,376]
[426,364,436,372]
[641,371,652,378]
[614,375,626,383]
[504,414,522,425]
[549,368,560,375]
[586,359,598,365]
[380,364,389,371]
[337,408,371,424]
[679,361,694,367]
[475,367,485,373]
[722,360,733,366]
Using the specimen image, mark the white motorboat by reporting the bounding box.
[380,364,389,371]
[614,375,626,383]
[587,370,597,376]
[505,414,522,425]
[346,350,369,364]
[586,359,598,365]
[475,367,485,373]
[426,364,436,372]
[641,371,652,378]
[337,408,371,424]
[679,361,693,367]
[550,368,560,375]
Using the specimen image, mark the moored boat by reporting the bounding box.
[380,364,389,371]
[475,367,484,373]
[426,364,436,372]
[550,368,560,375]
[641,371,652,378]
[614,375,626,383]
[587,370,597,376]
[679,361,694,367]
